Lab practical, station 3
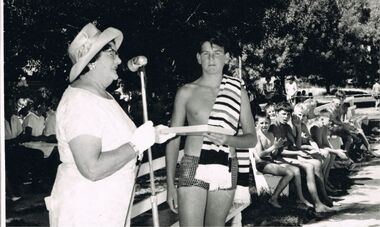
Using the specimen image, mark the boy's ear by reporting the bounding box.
[224,52,231,64]
[196,53,202,65]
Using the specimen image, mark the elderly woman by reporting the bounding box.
[45,23,174,227]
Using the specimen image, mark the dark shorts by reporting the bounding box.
[178,154,238,191]
[255,157,273,173]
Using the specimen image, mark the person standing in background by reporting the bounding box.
[285,76,298,105]
[372,78,380,110]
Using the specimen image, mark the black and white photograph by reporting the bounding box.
[2,0,380,226]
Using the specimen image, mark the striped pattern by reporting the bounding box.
[199,75,242,165]
[236,127,250,187]
[194,75,242,190]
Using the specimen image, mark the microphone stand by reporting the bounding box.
[138,66,160,227]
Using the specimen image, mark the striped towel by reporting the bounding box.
[195,75,242,190]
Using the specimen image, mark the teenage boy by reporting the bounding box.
[269,102,333,213]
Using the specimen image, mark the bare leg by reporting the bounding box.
[286,159,332,212]
[178,186,207,226]
[284,164,313,207]
[262,163,294,208]
[204,189,235,227]
[325,153,336,190]
[301,157,333,207]
[342,135,353,152]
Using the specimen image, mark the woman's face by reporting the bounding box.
[96,43,122,83]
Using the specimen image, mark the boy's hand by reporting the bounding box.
[273,137,285,149]
[298,151,311,158]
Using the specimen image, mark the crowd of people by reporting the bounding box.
[5,95,60,201]
[4,22,378,227]
[253,89,377,214]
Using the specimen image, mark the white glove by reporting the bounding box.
[155,125,176,144]
[130,121,155,155]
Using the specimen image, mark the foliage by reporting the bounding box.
[4,0,380,119]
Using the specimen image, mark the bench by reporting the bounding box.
[248,148,289,196]
[131,149,249,226]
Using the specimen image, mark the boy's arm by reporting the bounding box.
[205,89,257,148]
[165,88,187,187]
[165,87,188,213]
[255,132,277,158]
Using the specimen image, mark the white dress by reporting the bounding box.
[45,86,137,227]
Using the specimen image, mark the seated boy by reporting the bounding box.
[291,105,334,205]
[269,102,334,213]
[255,112,312,208]
[309,111,350,191]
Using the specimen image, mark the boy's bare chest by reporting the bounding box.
[260,134,273,150]
[186,88,218,123]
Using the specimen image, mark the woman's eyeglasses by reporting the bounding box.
[104,48,118,59]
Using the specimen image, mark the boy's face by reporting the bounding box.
[266,106,276,120]
[277,110,290,124]
[197,41,229,75]
[257,117,270,132]
[293,108,306,123]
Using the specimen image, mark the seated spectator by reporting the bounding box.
[264,102,277,123]
[309,111,349,193]
[314,91,354,152]
[339,103,377,159]
[43,98,58,142]
[255,112,312,208]
[269,102,334,213]
[5,100,24,200]
[291,105,333,206]
[15,101,46,191]
[22,101,46,140]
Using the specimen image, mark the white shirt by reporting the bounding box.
[5,115,23,140]
[372,82,380,96]
[44,110,56,136]
[285,81,298,99]
[22,112,45,136]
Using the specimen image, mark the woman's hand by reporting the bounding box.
[130,121,155,155]
[203,132,229,145]
[155,125,176,144]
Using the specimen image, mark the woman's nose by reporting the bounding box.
[115,55,122,65]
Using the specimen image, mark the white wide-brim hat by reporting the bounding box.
[68,23,123,82]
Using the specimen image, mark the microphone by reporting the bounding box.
[127,56,148,72]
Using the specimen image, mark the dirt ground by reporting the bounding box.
[304,146,380,227]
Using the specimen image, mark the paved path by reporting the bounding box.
[304,145,380,227]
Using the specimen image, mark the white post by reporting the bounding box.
[138,67,160,227]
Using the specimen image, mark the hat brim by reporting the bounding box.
[69,27,123,82]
